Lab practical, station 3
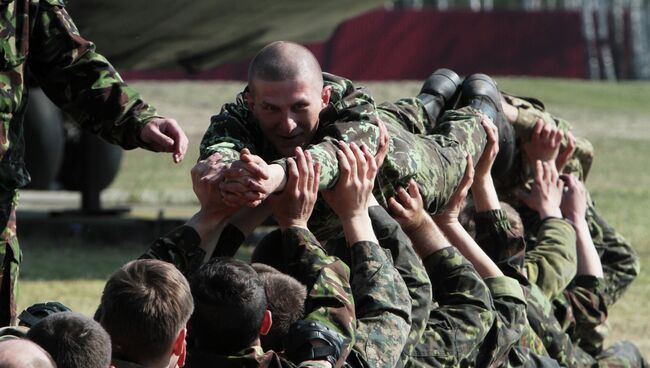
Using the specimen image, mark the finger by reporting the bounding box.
[395,186,412,209]
[146,128,175,152]
[338,141,356,179]
[551,129,564,148]
[533,119,544,138]
[285,157,299,194]
[407,179,421,199]
[169,122,189,163]
[540,124,553,143]
[362,144,378,181]
[206,153,223,164]
[350,142,367,180]
[374,119,390,167]
[556,131,576,170]
[388,196,410,218]
[459,154,475,192]
[220,180,252,194]
[336,149,351,181]
[312,161,321,193]
[294,147,309,191]
[304,150,315,194]
[534,160,544,185]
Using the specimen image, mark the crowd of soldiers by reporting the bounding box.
[0,0,646,366]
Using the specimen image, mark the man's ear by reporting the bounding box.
[321,85,332,108]
[245,91,255,110]
[259,310,273,336]
[172,327,187,367]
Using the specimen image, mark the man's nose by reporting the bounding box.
[279,111,298,132]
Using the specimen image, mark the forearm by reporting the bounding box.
[438,221,503,278]
[572,218,603,277]
[341,214,377,245]
[405,215,450,259]
[472,178,500,212]
[184,210,229,262]
[31,5,158,150]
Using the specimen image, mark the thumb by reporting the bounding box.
[144,128,175,151]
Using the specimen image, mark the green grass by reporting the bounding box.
[16,78,650,354]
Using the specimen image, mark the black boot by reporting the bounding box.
[417,68,461,125]
[461,73,515,178]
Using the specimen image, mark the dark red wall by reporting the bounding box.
[122,9,587,81]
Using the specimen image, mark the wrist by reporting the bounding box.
[538,206,563,220]
[269,164,287,193]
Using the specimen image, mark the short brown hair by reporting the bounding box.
[98,259,194,364]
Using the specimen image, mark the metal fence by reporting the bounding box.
[391,0,650,79]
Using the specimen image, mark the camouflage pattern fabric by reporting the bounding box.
[524,217,577,301]
[200,72,487,240]
[406,246,495,367]
[585,202,640,307]
[348,240,411,368]
[186,345,331,368]
[517,200,640,309]
[474,209,646,367]
[1,0,162,327]
[324,205,436,367]
[139,225,206,276]
[0,190,19,327]
[279,226,356,366]
[1,0,160,191]
[553,275,608,356]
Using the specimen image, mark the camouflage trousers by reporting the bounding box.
[310,98,487,240]
[0,190,19,327]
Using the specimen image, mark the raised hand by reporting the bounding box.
[388,180,426,233]
[523,119,564,165]
[268,147,320,230]
[433,154,474,226]
[515,160,564,219]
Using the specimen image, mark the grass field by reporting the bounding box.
[16,77,650,354]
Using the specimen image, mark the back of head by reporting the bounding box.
[247,41,323,94]
[26,312,111,368]
[251,263,307,352]
[98,259,194,365]
[0,339,56,368]
[189,257,267,355]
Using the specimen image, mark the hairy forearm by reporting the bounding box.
[406,215,450,259]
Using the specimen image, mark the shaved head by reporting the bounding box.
[248,41,323,93]
[0,339,56,368]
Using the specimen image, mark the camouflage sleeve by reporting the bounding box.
[524,217,577,301]
[367,205,432,363]
[199,97,266,162]
[525,283,595,367]
[586,202,639,306]
[280,226,356,362]
[28,0,160,150]
[348,240,411,368]
[410,246,495,366]
[552,275,608,355]
[139,225,206,276]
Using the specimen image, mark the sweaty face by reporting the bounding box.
[249,78,329,157]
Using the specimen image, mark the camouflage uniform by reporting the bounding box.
[474,209,646,368]
[502,93,640,307]
[200,73,487,240]
[406,246,497,367]
[143,224,358,367]
[186,346,331,368]
[0,0,162,326]
[325,206,429,368]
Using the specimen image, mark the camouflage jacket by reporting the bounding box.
[142,224,357,367]
[348,239,411,368]
[472,209,595,368]
[407,246,496,367]
[472,211,530,367]
[200,73,486,240]
[186,346,331,368]
[0,0,159,192]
